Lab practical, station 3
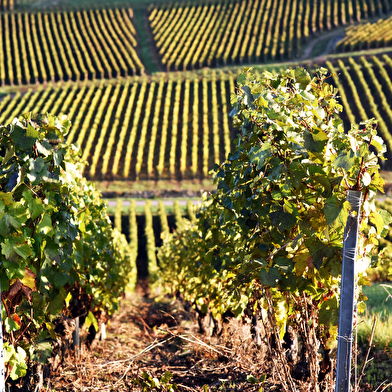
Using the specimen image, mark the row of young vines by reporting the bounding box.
[148,0,392,70]
[109,192,392,294]
[0,8,143,86]
[326,54,392,159]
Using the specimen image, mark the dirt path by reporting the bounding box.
[299,28,346,61]
[44,289,392,391]
[48,292,268,391]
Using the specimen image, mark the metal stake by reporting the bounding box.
[335,190,362,392]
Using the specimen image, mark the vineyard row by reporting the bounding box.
[149,0,392,71]
[336,14,392,51]
[0,8,143,86]
[0,71,238,181]
[109,199,197,277]
[2,55,392,180]
[0,0,14,11]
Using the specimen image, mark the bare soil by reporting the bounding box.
[40,286,392,392]
[47,291,270,392]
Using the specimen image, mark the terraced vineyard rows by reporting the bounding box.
[149,0,392,71]
[0,8,143,85]
[0,71,238,180]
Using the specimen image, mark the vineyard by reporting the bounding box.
[337,14,392,51]
[108,199,197,277]
[0,7,143,85]
[0,0,14,11]
[3,56,392,178]
[149,0,392,70]
[0,71,239,181]
[2,0,392,390]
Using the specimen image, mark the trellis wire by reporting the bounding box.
[335,190,362,392]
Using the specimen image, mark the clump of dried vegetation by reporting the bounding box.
[10,289,386,391]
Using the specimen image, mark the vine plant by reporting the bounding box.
[158,67,391,388]
[0,113,136,384]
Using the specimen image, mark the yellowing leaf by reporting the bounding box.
[0,191,13,205]
[369,211,385,235]
[21,267,36,291]
[293,251,310,277]
[45,322,57,340]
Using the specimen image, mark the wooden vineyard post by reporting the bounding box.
[335,190,362,392]
[0,280,5,392]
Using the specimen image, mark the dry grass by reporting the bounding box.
[46,294,273,391]
[30,289,389,391]
[44,292,309,391]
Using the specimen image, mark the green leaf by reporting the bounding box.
[249,142,272,169]
[304,129,328,153]
[269,209,296,232]
[30,341,53,364]
[369,211,385,235]
[46,292,66,317]
[370,135,385,152]
[242,86,256,109]
[378,209,392,229]
[283,199,297,216]
[1,237,32,262]
[362,172,371,186]
[237,73,246,85]
[319,297,339,326]
[259,267,281,287]
[1,144,15,166]
[247,374,259,384]
[36,213,53,236]
[333,150,356,171]
[300,90,315,101]
[358,275,371,287]
[160,371,174,384]
[0,191,13,205]
[357,301,367,314]
[45,321,57,339]
[53,272,70,287]
[311,173,331,197]
[36,140,53,157]
[0,213,21,236]
[23,190,44,221]
[323,196,349,227]
[306,238,335,270]
[11,125,39,150]
[275,257,294,273]
[9,346,27,380]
